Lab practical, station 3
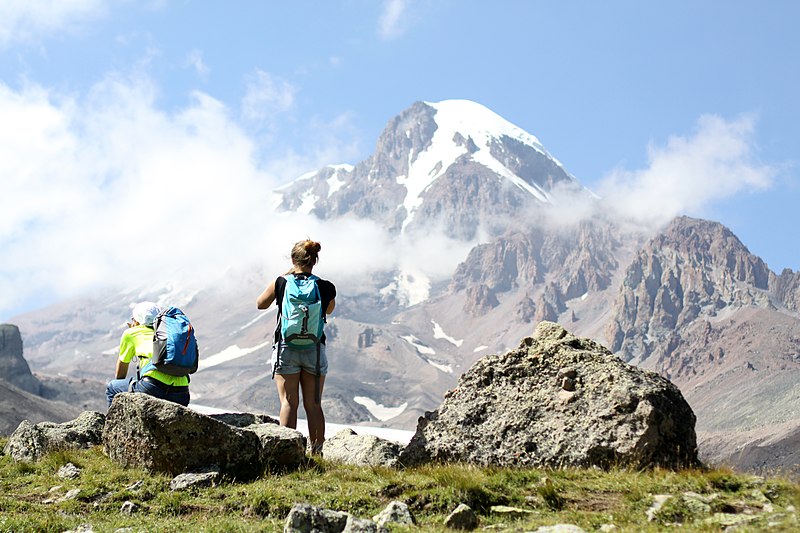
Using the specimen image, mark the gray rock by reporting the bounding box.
[103,394,306,479]
[401,322,699,470]
[248,423,307,469]
[55,489,81,503]
[531,526,586,533]
[646,495,672,521]
[284,503,349,532]
[103,393,262,479]
[444,503,478,530]
[170,466,221,491]
[343,516,385,532]
[120,500,139,514]
[3,411,105,462]
[323,429,401,468]
[57,462,82,479]
[372,500,416,527]
[283,503,388,533]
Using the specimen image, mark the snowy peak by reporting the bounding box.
[274,99,587,239]
[425,99,551,164]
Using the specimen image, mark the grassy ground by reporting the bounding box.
[0,438,798,532]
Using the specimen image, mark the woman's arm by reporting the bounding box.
[326,299,335,314]
[256,280,276,309]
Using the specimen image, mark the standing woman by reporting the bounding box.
[256,240,336,454]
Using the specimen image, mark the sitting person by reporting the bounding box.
[105,301,190,408]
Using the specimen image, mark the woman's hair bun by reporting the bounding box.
[305,240,322,254]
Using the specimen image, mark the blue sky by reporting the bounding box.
[0,1,798,321]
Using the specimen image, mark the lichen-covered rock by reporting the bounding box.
[103,394,305,478]
[284,503,388,533]
[169,467,221,491]
[3,411,105,462]
[400,322,698,470]
[103,393,262,479]
[444,503,478,530]
[323,429,401,468]
[372,501,416,527]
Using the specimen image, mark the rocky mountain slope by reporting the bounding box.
[6,100,799,474]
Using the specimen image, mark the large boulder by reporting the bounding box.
[323,429,401,468]
[3,411,105,462]
[0,324,41,395]
[400,322,699,469]
[103,393,305,479]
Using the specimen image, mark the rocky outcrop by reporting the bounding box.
[452,220,620,323]
[0,324,41,395]
[771,268,800,312]
[358,328,376,349]
[607,216,774,366]
[103,393,305,478]
[3,411,105,462]
[463,285,499,316]
[322,429,401,468]
[400,322,698,470]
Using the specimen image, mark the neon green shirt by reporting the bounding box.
[119,325,189,386]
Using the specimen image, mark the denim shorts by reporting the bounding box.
[272,343,328,376]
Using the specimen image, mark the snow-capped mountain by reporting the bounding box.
[7,100,800,476]
[274,100,589,240]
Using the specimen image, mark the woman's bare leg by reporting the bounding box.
[275,373,301,429]
[300,371,326,452]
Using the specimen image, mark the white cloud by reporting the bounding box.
[0,0,108,46]
[0,75,279,316]
[597,114,774,228]
[0,71,468,320]
[241,69,296,124]
[378,0,409,40]
[186,49,210,79]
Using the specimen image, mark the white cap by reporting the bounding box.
[132,301,161,327]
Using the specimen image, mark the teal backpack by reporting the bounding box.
[274,274,326,403]
[279,274,324,348]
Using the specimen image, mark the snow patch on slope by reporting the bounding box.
[353,396,408,421]
[400,334,435,355]
[326,164,353,197]
[432,320,463,347]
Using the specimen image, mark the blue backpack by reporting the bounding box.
[279,274,324,349]
[143,307,199,376]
